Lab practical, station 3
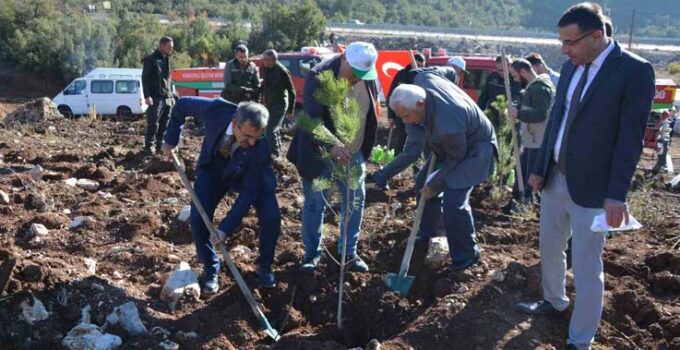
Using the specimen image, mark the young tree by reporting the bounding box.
[295,70,362,329]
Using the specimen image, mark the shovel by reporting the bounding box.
[170,151,280,342]
[385,154,438,296]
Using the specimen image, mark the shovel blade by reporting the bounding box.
[257,312,281,341]
[385,272,415,296]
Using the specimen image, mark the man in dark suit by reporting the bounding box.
[516,3,655,350]
[161,97,281,292]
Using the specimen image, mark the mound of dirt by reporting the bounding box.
[3,97,63,124]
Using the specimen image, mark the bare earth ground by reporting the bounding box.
[0,102,679,350]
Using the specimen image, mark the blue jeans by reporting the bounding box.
[190,158,281,277]
[417,158,479,266]
[301,153,366,259]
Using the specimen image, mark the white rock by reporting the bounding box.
[0,190,9,205]
[294,196,304,208]
[112,271,123,279]
[83,258,97,275]
[63,208,72,215]
[390,202,402,210]
[424,237,449,270]
[165,197,179,205]
[20,297,49,324]
[30,164,43,181]
[48,126,57,133]
[80,305,92,324]
[457,285,470,293]
[229,245,252,259]
[105,301,148,335]
[71,216,96,229]
[77,179,100,191]
[281,175,291,182]
[64,178,78,187]
[62,323,122,350]
[160,262,200,312]
[29,223,49,238]
[492,270,506,282]
[177,206,191,222]
[159,340,180,350]
[98,191,114,200]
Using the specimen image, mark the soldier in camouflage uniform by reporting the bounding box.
[221,45,261,103]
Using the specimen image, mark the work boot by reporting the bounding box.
[300,255,321,274]
[256,266,276,289]
[200,274,219,294]
[515,299,562,315]
[142,146,155,156]
[347,255,369,272]
[447,252,480,272]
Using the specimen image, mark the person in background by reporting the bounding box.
[386,53,426,157]
[478,55,522,129]
[446,56,467,85]
[261,49,296,158]
[222,44,261,103]
[504,58,556,213]
[142,36,174,155]
[373,66,457,191]
[526,52,561,88]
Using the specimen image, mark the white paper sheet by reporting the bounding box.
[590,213,642,233]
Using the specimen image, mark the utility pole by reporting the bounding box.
[628,9,635,51]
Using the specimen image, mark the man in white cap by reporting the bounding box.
[287,42,380,273]
[446,56,467,85]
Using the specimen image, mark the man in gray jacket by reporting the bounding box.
[506,58,556,209]
[390,70,497,271]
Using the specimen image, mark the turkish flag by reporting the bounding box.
[375,50,414,101]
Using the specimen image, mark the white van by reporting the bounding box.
[53,68,148,118]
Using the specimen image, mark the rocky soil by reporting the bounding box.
[0,100,678,350]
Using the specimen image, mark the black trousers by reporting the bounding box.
[145,97,171,149]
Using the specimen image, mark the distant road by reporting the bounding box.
[327,23,680,53]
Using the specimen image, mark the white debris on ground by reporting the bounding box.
[424,237,449,269]
[160,261,200,312]
[105,301,148,335]
[20,296,49,325]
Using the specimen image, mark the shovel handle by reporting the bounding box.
[398,154,438,276]
[169,151,280,341]
[386,126,394,151]
[500,48,525,195]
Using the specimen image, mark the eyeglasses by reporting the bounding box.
[560,31,595,46]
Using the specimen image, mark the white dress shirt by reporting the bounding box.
[553,39,615,163]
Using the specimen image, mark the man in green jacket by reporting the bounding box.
[261,49,296,157]
[222,44,261,103]
[506,58,555,210]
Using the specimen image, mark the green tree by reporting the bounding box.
[250,0,326,53]
[295,70,362,330]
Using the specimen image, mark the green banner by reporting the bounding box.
[173,81,225,90]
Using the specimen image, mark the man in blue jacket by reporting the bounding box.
[161,97,281,292]
[516,3,655,350]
